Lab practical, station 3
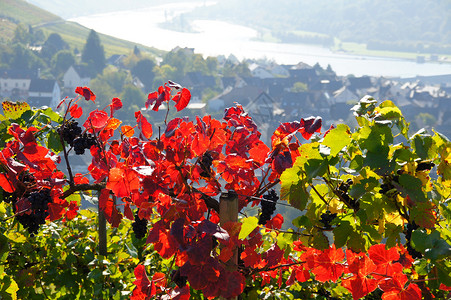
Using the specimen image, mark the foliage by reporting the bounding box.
[81,29,106,76]
[0,85,450,299]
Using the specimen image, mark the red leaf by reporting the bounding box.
[75,86,96,102]
[368,244,402,276]
[135,111,153,140]
[249,141,269,165]
[146,222,177,259]
[173,88,191,111]
[265,213,284,230]
[219,271,245,299]
[83,109,109,129]
[69,104,83,118]
[160,286,191,300]
[107,166,140,198]
[110,97,122,116]
[299,116,322,140]
[48,202,65,221]
[342,275,378,300]
[311,245,345,282]
[381,283,422,300]
[132,265,155,300]
[146,84,171,111]
[0,173,14,193]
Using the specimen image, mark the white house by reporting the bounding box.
[0,69,35,100]
[28,79,61,108]
[249,63,274,79]
[63,65,91,92]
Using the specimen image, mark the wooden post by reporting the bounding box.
[219,191,239,300]
[98,190,107,256]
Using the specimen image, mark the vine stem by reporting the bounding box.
[309,183,329,206]
[248,261,305,276]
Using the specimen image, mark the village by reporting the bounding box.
[1,46,451,146]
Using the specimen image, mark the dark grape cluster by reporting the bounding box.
[171,269,187,288]
[15,189,52,236]
[132,213,148,239]
[73,132,97,155]
[405,222,422,259]
[58,120,82,146]
[199,151,213,177]
[258,189,279,225]
[337,179,359,210]
[319,210,337,229]
[379,173,400,196]
[416,161,435,171]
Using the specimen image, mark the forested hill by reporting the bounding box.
[0,0,161,56]
[185,0,451,53]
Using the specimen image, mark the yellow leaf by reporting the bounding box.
[121,125,134,137]
[105,117,122,130]
[7,232,26,243]
[2,101,30,119]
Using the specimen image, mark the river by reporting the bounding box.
[70,2,451,78]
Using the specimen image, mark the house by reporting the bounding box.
[106,54,126,67]
[27,79,61,108]
[249,63,274,79]
[244,92,283,144]
[0,69,36,100]
[347,76,373,93]
[208,85,265,112]
[63,65,91,93]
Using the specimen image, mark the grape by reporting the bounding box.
[199,151,213,177]
[171,269,187,288]
[15,188,52,236]
[132,213,148,239]
[320,211,337,229]
[416,161,435,171]
[73,132,97,155]
[258,189,278,225]
[57,120,82,146]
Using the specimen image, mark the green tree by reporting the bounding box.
[81,30,105,76]
[131,58,156,91]
[119,84,146,119]
[51,50,75,76]
[41,33,69,62]
[12,24,31,45]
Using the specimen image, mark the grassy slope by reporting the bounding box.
[0,0,163,57]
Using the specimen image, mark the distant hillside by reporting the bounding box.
[0,0,163,57]
[183,0,451,55]
[26,0,204,19]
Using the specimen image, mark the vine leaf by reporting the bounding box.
[238,217,259,240]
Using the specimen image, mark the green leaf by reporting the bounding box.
[126,243,138,258]
[312,230,329,250]
[280,166,309,210]
[239,217,259,240]
[378,106,402,120]
[413,135,436,160]
[322,124,351,157]
[397,174,427,203]
[333,220,352,248]
[47,130,64,153]
[87,268,102,280]
[292,215,311,228]
[436,261,451,286]
[41,107,63,123]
